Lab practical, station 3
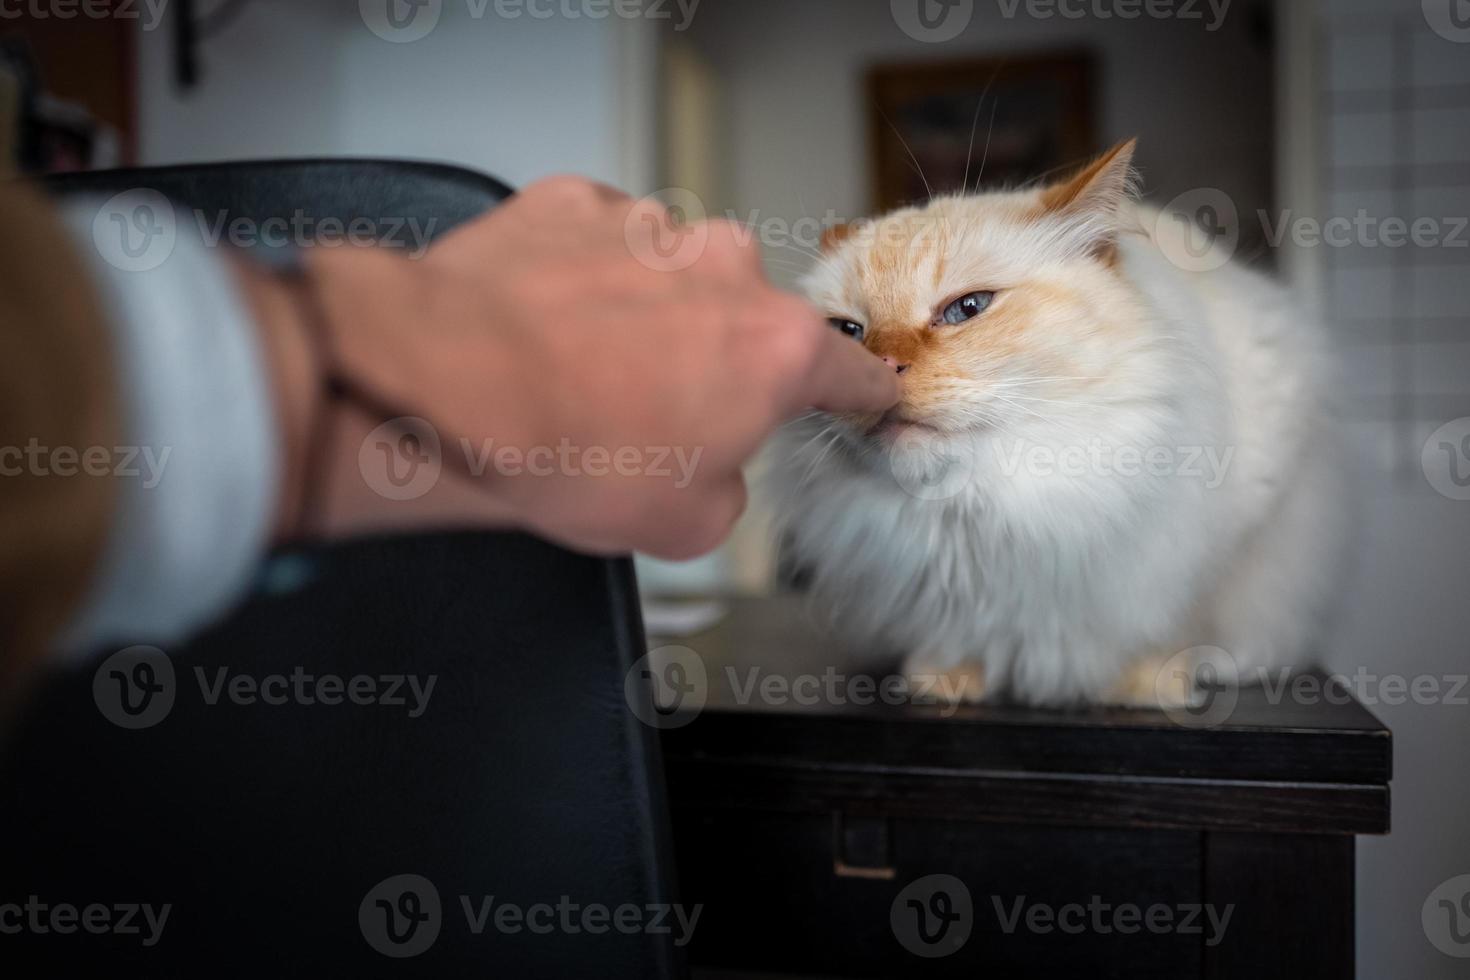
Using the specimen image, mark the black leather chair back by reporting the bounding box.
[1,160,683,979]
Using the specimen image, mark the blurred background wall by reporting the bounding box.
[3,1,1469,976]
[131,2,659,193]
[658,0,1277,293]
[1314,3,1470,978]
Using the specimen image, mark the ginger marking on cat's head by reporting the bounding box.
[804,138,1146,448]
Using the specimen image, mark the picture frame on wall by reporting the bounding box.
[867,52,1098,211]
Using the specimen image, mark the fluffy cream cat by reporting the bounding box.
[769,139,1343,707]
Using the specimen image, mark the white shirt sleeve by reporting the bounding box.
[55,199,281,658]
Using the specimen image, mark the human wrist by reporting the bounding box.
[277,246,540,535]
[230,255,321,542]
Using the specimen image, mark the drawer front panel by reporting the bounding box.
[674,808,1205,979]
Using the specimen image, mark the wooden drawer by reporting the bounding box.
[657,596,1387,979]
[675,810,1203,978]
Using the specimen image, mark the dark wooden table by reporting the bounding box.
[655,596,1392,980]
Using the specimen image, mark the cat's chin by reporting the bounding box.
[866,417,937,444]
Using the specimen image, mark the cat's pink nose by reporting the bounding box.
[882,356,909,375]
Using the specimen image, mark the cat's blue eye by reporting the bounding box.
[939,291,995,326]
[828,318,865,342]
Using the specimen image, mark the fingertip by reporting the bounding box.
[877,365,903,406]
[851,348,902,412]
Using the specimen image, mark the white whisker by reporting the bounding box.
[877,106,932,201]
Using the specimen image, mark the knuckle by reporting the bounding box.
[528,175,603,208]
[763,303,823,370]
[681,517,731,558]
[702,219,760,264]
[768,293,823,332]
[658,483,746,559]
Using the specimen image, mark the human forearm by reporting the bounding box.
[0,184,121,697]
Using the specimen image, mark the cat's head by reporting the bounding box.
[801,138,1152,460]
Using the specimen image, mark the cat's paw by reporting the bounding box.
[1103,653,1194,708]
[900,653,987,705]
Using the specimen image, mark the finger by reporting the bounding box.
[641,476,748,561]
[701,219,766,278]
[526,174,634,206]
[790,326,902,416]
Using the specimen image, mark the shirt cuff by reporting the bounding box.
[55,197,280,657]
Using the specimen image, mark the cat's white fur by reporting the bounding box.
[769,143,1343,706]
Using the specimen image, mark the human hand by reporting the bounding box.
[248,176,900,558]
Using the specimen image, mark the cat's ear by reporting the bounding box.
[820,222,856,252]
[1039,138,1138,259]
